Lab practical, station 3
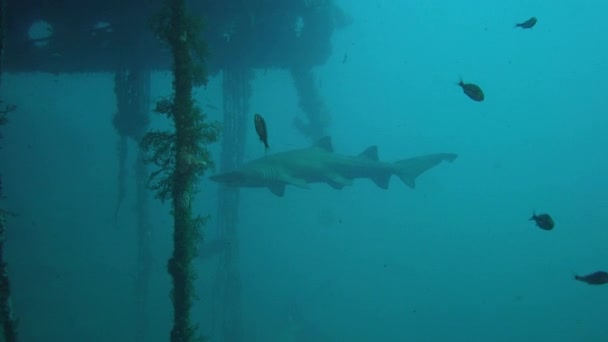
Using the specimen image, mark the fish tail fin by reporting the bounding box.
[570,270,580,281]
[393,153,457,189]
[456,74,463,86]
[530,211,536,220]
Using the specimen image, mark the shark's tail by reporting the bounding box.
[393,153,458,188]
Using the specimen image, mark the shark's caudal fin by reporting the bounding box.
[394,153,458,188]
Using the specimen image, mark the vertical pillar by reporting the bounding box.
[145,1,220,340]
[0,213,17,342]
[112,68,151,341]
[215,68,251,342]
[132,72,151,342]
[0,0,18,339]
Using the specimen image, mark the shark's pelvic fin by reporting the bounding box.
[370,173,391,189]
[313,136,333,152]
[327,173,353,189]
[394,153,458,188]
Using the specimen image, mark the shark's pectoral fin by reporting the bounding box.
[328,182,344,190]
[327,174,353,189]
[269,184,286,197]
[280,175,310,189]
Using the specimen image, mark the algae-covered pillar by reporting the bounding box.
[0,0,18,339]
[111,68,152,342]
[215,68,252,342]
[0,212,17,342]
[0,0,4,79]
[144,0,220,341]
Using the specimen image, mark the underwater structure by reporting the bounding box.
[1,0,19,340]
[213,67,251,342]
[2,0,348,340]
[4,0,350,138]
[113,67,152,341]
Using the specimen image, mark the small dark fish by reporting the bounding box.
[342,53,348,64]
[515,17,537,29]
[530,212,554,230]
[253,113,269,151]
[574,271,608,285]
[458,80,484,102]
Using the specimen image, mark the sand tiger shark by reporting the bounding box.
[209,136,457,196]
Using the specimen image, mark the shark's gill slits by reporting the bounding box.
[271,167,279,180]
[262,167,276,181]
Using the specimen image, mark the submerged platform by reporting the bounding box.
[3,0,348,74]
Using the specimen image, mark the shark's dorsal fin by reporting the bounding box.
[358,146,379,161]
[313,136,333,152]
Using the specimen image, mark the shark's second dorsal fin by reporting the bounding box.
[313,136,333,152]
[358,146,379,161]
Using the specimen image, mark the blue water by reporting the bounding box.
[1,0,607,341]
